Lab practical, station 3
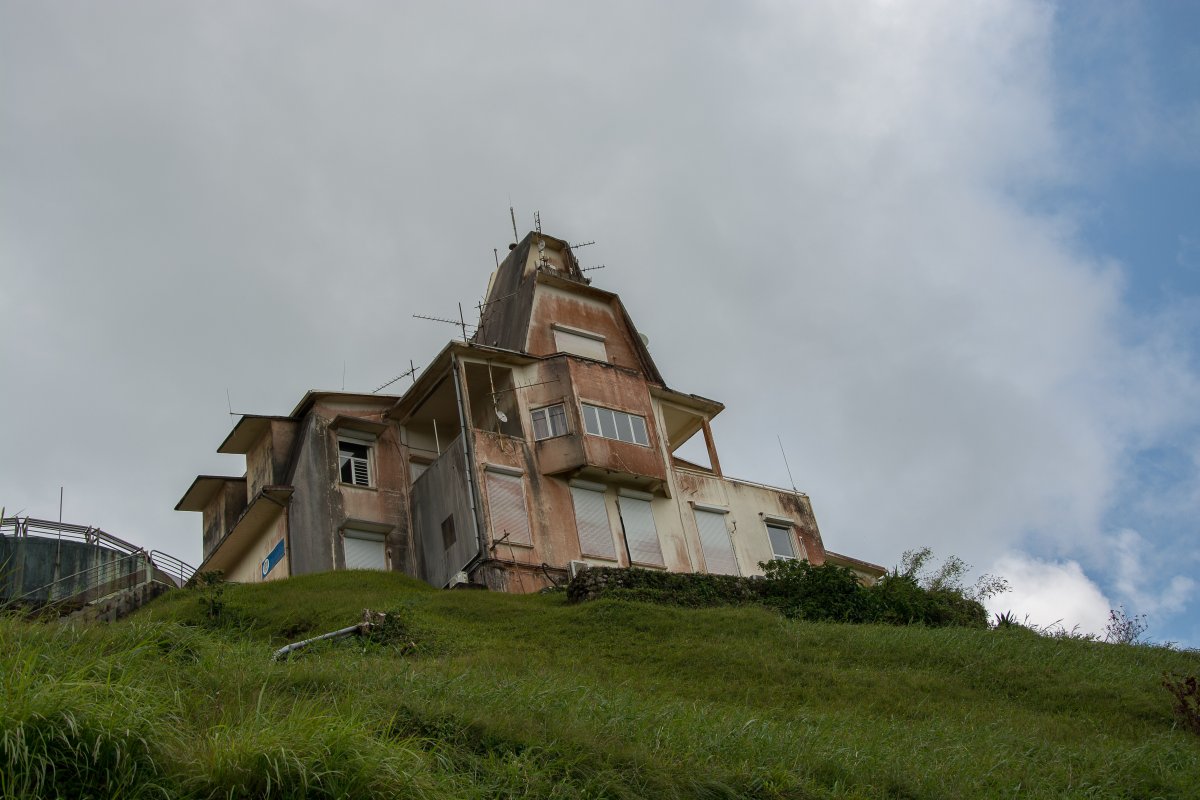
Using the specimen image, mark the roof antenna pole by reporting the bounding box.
[778,435,798,494]
[458,302,468,341]
[510,203,519,245]
[493,248,500,268]
[226,388,234,417]
[410,359,417,386]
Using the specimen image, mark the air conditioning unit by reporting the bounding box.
[568,560,590,580]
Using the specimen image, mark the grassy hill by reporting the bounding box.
[3,570,1198,799]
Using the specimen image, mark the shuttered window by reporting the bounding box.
[344,530,387,570]
[571,486,616,559]
[486,471,532,546]
[619,495,663,566]
[694,508,739,575]
[553,327,608,361]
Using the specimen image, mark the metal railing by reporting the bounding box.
[150,550,196,588]
[1,516,197,610]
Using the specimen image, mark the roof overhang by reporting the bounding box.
[218,415,292,454]
[823,551,888,579]
[288,390,399,420]
[175,476,246,512]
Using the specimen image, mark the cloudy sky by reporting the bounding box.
[3,2,1197,645]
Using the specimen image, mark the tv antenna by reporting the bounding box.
[509,203,519,245]
[373,360,419,394]
[571,240,596,250]
[413,302,475,341]
[581,264,606,273]
[777,435,798,494]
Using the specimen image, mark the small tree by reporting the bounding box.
[1103,605,1148,645]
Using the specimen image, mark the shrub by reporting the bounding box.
[1162,673,1200,736]
[758,559,865,622]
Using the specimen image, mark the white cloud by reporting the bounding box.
[987,553,1112,636]
[1110,529,1198,616]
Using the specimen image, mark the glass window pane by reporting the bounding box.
[615,412,634,443]
[598,407,618,439]
[532,410,549,440]
[583,404,601,435]
[629,415,649,446]
[548,404,568,436]
[767,525,795,559]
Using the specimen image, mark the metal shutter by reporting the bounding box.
[553,328,608,361]
[344,532,387,570]
[694,509,739,575]
[619,496,664,566]
[571,486,616,559]
[486,471,532,546]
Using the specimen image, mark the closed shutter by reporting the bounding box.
[486,471,532,546]
[619,496,664,566]
[344,531,387,570]
[553,328,608,361]
[571,486,616,559]
[694,509,739,575]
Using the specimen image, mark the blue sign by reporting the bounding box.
[261,538,285,578]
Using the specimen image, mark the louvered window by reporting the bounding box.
[619,494,663,566]
[339,440,372,487]
[581,404,649,446]
[694,508,739,575]
[485,470,532,546]
[531,403,568,440]
[571,485,616,560]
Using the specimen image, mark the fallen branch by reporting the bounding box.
[271,610,386,661]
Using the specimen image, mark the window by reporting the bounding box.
[338,439,372,486]
[552,324,608,361]
[343,530,387,570]
[693,507,739,575]
[618,492,664,566]
[571,483,616,560]
[581,403,649,446]
[485,469,532,546]
[766,523,798,560]
[531,403,569,441]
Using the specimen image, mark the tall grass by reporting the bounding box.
[1,570,1197,798]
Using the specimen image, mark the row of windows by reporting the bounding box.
[485,469,802,575]
[532,401,650,446]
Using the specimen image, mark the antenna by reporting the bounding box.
[412,301,475,341]
[571,241,596,249]
[777,435,798,494]
[372,361,419,394]
[226,388,234,417]
[581,264,606,272]
[509,203,519,245]
[493,248,500,268]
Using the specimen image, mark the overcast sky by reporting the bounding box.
[3,1,1197,645]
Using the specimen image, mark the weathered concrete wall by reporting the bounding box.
[526,283,646,375]
[410,436,475,588]
[669,466,826,575]
[0,535,146,604]
[201,480,247,560]
[285,413,336,575]
[224,513,289,583]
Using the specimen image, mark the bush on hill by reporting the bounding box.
[568,558,989,628]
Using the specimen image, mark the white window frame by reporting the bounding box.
[338,435,374,487]
[763,515,803,561]
[531,403,569,441]
[580,403,650,447]
[551,323,608,361]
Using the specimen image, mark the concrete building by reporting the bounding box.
[177,231,884,590]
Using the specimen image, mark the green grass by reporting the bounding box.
[2,570,1197,799]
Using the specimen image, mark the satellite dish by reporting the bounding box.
[495,408,508,423]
